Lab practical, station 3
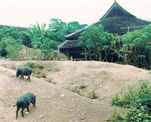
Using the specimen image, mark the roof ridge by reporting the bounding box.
[100,1,135,20]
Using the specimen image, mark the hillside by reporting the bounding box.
[0,60,150,122]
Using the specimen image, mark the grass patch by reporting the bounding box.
[46,78,56,85]
[2,64,16,70]
[25,62,44,69]
[10,65,17,70]
[48,67,60,72]
[25,62,35,68]
[79,84,87,89]
[90,90,98,99]
[24,62,45,78]
[112,109,124,121]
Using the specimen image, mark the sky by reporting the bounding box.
[0,0,151,27]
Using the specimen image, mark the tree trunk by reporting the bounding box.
[148,52,151,69]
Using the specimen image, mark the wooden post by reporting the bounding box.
[84,48,87,61]
[71,56,73,61]
[99,53,102,61]
[65,49,70,60]
[67,53,71,60]
[128,26,130,32]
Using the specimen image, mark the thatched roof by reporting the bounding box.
[59,40,80,52]
[65,1,150,40]
[100,1,135,20]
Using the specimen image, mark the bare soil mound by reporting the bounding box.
[0,60,150,122]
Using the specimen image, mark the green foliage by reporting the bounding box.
[0,18,150,67]
[0,26,31,59]
[49,18,67,33]
[0,19,87,60]
[78,23,151,69]
[26,19,87,60]
[25,62,35,68]
[25,62,44,69]
[79,24,114,60]
[112,109,124,121]
[0,37,22,59]
[44,30,65,43]
[79,84,87,89]
[112,80,151,121]
[112,80,151,108]
[90,90,98,99]
[49,18,87,36]
[67,21,87,34]
[27,23,58,60]
[0,39,7,57]
[40,38,58,60]
[111,94,123,107]
[0,27,20,39]
[125,106,151,121]
[46,18,87,45]
[19,31,31,47]
[25,62,46,78]
[115,24,151,68]
[27,23,46,49]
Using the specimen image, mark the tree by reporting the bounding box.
[115,24,151,68]
[48,18,87,43]
[0,27,20,40]
[67,21,87,34]
[0,37,22,59]
[19,31,32,48]
[26,23,46,49]
[49,18,67,34]
[40,38,58,60]
[79,24,114,61]
[26,23,58,60]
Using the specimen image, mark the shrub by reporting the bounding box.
[125,106,151,121]
[111,80,151,121]
[111,94,123,107]
[0,37,22,59]
[112,109,124,121]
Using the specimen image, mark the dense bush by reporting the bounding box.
[111,80,151,121]
[110,24,151,69]
[0,37,22,59]
[79,24,151,69]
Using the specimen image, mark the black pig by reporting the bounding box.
[14,93,36,119]
[16,66,32,82]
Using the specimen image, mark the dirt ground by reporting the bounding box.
[0,60,150,122]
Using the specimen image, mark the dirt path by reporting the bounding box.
[0,61,114,122]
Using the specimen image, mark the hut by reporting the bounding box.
[59,1,150,60]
